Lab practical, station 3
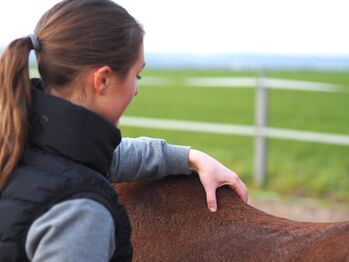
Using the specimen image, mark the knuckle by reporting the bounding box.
[207,197,216,204]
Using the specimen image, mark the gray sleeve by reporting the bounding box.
[109,137,192,183]
[25,199,115,262]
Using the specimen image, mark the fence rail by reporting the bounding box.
[119,116,349,146]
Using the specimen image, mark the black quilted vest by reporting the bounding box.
[0,79,132,261]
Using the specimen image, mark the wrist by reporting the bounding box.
[189,149,205,172]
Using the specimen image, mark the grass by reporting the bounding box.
[122,69,349,204]
[127,69,349,134]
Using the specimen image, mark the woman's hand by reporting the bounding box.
[189,149,248,212]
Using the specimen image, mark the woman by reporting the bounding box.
[0,0,247,261]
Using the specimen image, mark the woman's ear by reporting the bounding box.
[93,66,113,95]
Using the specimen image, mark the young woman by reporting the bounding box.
[0,0,247,261]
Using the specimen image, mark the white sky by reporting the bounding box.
[1,0,349,55]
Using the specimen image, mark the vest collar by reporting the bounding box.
[29,78,121,176]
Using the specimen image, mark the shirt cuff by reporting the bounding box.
[164,144,192,176]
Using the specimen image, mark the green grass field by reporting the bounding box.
[121,69,349,204]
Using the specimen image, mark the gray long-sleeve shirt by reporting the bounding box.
[25,137,191,261]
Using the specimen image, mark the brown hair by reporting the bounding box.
[0,0,144,187]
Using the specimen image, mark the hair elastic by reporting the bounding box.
[29,34,41,52]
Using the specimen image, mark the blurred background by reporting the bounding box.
[1,0,349,221]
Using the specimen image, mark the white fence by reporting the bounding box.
[120,76,349,185]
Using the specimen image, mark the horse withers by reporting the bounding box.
[114,176,349,262]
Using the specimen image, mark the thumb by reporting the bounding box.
[205,187,217,212]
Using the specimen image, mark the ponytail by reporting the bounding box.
[0,0,144,188]
[0,37,33,188]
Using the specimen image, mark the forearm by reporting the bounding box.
[109,137,192,183]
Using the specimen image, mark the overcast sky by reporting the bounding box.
[1,0,349,55]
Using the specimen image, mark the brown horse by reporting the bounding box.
[115,176,349,262]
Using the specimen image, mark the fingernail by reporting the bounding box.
[209,206,217,212]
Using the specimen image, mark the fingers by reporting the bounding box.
[205,187,218,212]
[228,178,248,203]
